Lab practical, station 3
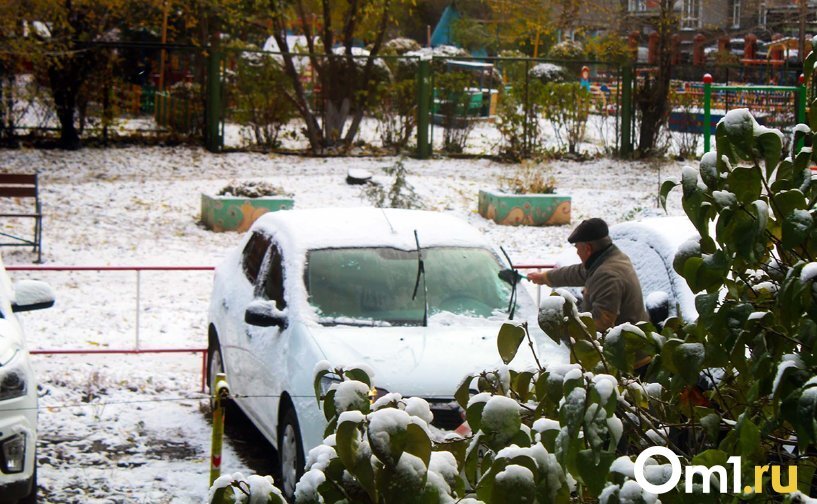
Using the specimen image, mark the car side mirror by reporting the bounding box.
[12,280,55,312]
[245,299,287,329]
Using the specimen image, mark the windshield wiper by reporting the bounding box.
[411,230,429,327]
[499,246,520,320]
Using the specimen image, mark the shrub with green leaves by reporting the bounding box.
[210,472,286,504]
[495,78,547,161]
[294,363,466,503]
[539,82,592,155]
[372,78,417,154]
[232,55,297,149]
[435,71,477,154]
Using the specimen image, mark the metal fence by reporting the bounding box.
[8,264,213,391]
[0,43,206,145]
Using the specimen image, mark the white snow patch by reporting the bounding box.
[404,396,434,424]
[532,418,560,433]
[773,354,805,395]
[368,408,411,461]
[609,456,635,478]
[305,444,337,472]
[801,262,817,282]
[645,291,668,310]
[496,464,535,486]
[333,381,371,412]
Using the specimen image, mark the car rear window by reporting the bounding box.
[305,246,511,325]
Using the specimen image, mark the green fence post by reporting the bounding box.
[703,73,712,153]
[620,65,633,156]
[206,48,223,152]
[210,373,230,486]
[416,57,432,159]
[797,73,807,152]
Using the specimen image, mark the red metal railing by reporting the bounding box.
[7,262,559,391]
[7,265,215,391]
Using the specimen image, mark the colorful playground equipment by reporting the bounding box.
[701,72,806,152]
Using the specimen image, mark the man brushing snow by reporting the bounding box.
[527,218,648,333]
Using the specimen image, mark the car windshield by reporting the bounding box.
[306,247,512,325]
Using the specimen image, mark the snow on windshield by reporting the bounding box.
[306,246,512,325]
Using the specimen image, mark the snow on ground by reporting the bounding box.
[0,146,687,502]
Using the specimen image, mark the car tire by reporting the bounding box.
[207,343,224,392]
[278,407,305,500]
[207,337,231,412]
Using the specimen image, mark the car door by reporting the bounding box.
[241,242,288,437]
[221,231,271,407]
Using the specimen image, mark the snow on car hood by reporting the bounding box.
[309,323,540,398]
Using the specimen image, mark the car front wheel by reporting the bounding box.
[207,338,232,413]
[208,344,224,392]
[279,407,305,500]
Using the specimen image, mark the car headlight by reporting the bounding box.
[0,351,27,401]
[0,433,25,473]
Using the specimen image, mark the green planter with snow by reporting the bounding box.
[201,181,294,232]
[478,190,571,226]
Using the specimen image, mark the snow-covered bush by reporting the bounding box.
[209,472,286,503]
[217,180,291,198]
[546,41,585,61]
[499,161,556,194]
[295,364,461,503]
[382,38,422,56]
[528,63,568,85]
[363,159,424,209]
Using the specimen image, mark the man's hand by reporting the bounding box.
[527,270,550,286]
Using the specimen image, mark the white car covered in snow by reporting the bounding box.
[0,257,55,503]
[206,208,562,497]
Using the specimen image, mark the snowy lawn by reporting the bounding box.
[0,147,687,502]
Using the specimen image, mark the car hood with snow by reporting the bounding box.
[309,323,540,398]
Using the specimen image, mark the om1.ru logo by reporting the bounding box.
[634,447,797,495]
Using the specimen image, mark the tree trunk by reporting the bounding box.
[49,65,81,150]
[636,0,674,157]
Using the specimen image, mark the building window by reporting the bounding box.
[681,0,701,29]
[758,1,767,27]
[732,0,741,28]
[628,0,646,12]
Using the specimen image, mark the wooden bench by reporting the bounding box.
[0,174,42,263]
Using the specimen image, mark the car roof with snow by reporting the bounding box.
[250,208,493,252]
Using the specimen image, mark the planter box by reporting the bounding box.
[201,194,294,232]
[478,190,571,226]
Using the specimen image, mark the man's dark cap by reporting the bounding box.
[567,218,609,243]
